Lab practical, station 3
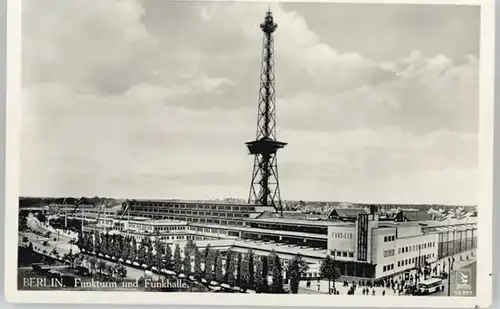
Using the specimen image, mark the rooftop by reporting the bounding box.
[121,218,187,226]
[175,239,327,262]
[189,223,328,240]
[231,239,327,261]
[129,199,256,206]
[245,217,344,227]
[328,208,368,219]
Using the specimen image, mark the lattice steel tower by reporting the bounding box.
[246,9,286,215]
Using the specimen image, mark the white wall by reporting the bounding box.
[371,227,397,265]
[374,232,439,279]
[327,226,356,261]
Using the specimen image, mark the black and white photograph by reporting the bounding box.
[4,0,495,307]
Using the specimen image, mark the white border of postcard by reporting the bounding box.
[4,0,495,307]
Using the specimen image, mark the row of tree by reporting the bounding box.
[77,231,323,293]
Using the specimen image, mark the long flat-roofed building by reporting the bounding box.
[123,199,270,226]
[62,200,476,281]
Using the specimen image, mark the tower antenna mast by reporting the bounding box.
[246,10,286,216]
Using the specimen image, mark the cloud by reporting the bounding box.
[20,0,479,204]
[278,53,478,134]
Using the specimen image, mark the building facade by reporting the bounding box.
[326,214,477,280]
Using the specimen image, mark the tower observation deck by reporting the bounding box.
[246,9,286,216]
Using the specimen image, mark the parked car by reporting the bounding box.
[434,272,448,279]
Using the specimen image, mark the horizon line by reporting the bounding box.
[17,195,477,207]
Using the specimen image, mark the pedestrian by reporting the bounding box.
[382,290,385,296]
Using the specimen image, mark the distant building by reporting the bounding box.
[328,208,368,222]
[123,199,270,226]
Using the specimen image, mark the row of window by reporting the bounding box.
[397,253,434,267]
[398,242,436,254]
[251,223,327,235]
[129,224,185,231]
[130,208,249,217]
[383,235,395,242]
[132,203,255,212]
[382,264,395,272]
[331,250,355,258]
[383,249,395,258]
[156,235,194,240]
[129,213,246,226]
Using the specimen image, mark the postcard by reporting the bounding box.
[4,0,494,307]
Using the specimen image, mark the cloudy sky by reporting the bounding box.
[20,0,480,205]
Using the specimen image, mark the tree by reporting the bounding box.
[109,235,118,258]
[18,213,27,231]
[164,243,173,270]
[185,239,195,256]
[226,254,237,286]
[262,255,269,279]
[88,256,97,276]
[204,249,216,282]
[105,264,114,279]
[193,246,203,279]
[288,255,309,294]
[94,231,101,253]
[101,233,109,255]
[116,264,127,280]
[248,250,255,289]
[86,232,95,253]
[320,255,340,295]
[173,244,182,274]
[154,238,163,256]
[145,238,154,267]
[239,254,251,291]
[183,248,192,275]
[36,212,46,223]
[203,243,211,266]
[137,239,147,265]
[76,233,86,250]
[224,250,233,283]
[268,250,277,272]
[97,260,106,277]
[270,254,283,293]
[154,238,163,271]
[253,257,265,293]
[129,236,137,262]
[65,248,77,269]
[214,254,224,283]
[236,252,243,287]
[121,236,131,261]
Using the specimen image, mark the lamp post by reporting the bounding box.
[415,244,421,284]
[447,257,454,296]
[446,230,456,296]
[329,249,336,295]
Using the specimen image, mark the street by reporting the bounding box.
[435,261,476,296]
[20,230,153,280]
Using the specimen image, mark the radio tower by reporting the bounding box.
[246,8,286,216]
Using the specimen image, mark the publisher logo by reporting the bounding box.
[452,267,475,296]
[455,269,471,290]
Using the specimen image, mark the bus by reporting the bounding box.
[414,278,444,295]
